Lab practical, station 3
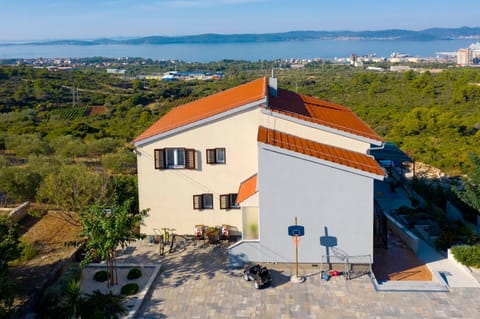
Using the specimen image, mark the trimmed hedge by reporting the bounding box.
[451,245,480,268]
[127,268,142,280]
[121,283,139,295]
[93,270,109,282]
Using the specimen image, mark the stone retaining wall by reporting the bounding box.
[8,201,30,223]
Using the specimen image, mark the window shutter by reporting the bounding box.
[185,149,196,169]
[193,195,202,209]
[206,149,215,164]
[220,195,228,209]
[154,149,165,169]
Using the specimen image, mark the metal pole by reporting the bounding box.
[295,216,298,278]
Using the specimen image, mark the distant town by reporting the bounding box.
[0,42,479,79]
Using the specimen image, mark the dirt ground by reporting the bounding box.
[10,209,82,314]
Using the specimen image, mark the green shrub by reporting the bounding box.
[79,290,126,319]
[127,268,142,280]
[451,245,480,268]
[120,283,139,295]
[37,263,81,319]
[9,239,40,265]
[93,270,108,282]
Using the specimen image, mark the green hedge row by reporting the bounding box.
[451,245,480,268]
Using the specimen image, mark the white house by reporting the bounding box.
[133,77,385,264]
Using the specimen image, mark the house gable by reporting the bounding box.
[133,77,267,145]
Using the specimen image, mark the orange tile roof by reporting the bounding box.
[268,88,382,142]
[133,77,267,143]
[236,174,257,204]
[257,126,385,177]
[133,76,382,144]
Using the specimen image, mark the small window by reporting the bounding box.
[193,194,213,210]
[154,148,195,169]
[206,148,226,164]
[220,193,239,210]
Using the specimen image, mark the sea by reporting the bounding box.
[0,39,475,62]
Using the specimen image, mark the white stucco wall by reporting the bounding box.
[135,107,262,235]
[135,103,379,240]
[255,144,376,264]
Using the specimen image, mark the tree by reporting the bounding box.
[454,154,480,215]
[0,217,20,317]
[76,200,148,286]
[0,167,42,202]
[36,164,105,214]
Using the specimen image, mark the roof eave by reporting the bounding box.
[133,97,267,147]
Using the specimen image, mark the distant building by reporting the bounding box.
[390,66,411,72]
[107,68,126,75]
[457,48,473,66]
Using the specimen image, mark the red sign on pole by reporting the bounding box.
[293,235,300,246]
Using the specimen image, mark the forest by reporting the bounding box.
[0,61,480,208]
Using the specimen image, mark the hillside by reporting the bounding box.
[7,27,480,46]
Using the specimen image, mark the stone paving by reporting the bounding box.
[131,240,480,319]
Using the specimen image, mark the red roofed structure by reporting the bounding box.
[133,77,386,265]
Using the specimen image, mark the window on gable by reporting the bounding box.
[154,148,195,169]
[220,193,239,210]
[193,193,213,210]
[206,148,226,164]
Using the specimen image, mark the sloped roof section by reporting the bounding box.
[236,174,258,204]
[268,88,383,142]
[257,126,385,177]
[133,77,267,143]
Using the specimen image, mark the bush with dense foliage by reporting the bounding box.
[93,270,109,282]
[127,268,142,280]
[78,290,126,319]
[0,217,20,317]
[120,283,139,295]
[36,263,81,319]
[451,245,480,268]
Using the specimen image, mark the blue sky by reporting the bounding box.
[0,0,478,41]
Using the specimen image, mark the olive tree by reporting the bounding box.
[37,164,106,214]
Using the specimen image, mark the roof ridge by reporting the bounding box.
[269,108,381,141]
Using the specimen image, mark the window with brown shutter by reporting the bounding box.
[220,193,239,210]
[185,148,196,169]
[206,149,216,164]
[193,193,213,210]
[154,148,196,169]
[154,149,165,169]
[206,148,226,164]
[193,195,202,209]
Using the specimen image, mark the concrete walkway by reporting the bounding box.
[374,179,480,289]
[134,242,480,319]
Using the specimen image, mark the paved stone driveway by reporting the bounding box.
[135,243,480,319]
